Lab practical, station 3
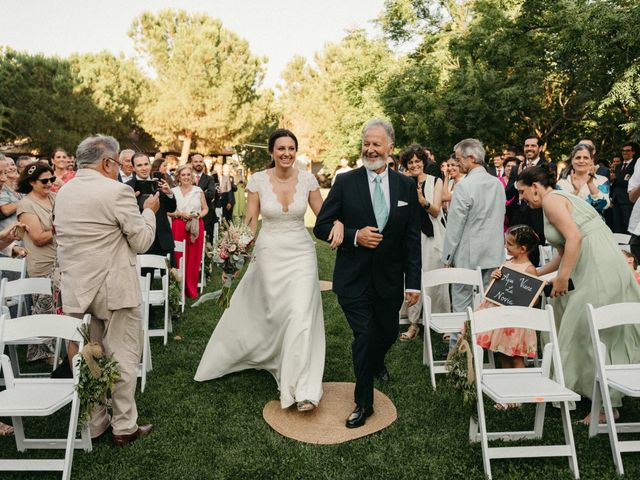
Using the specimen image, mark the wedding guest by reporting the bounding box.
[150,158,175,187]
[233,179,247,223]
[557,143,610,217]
[621,251,640,285]
[15,155,35,175]
[518,164,640,424]
[475,225,539,386]
[164,154,179,183]
[0,158,27,259]
[189,154,218,238]
[169,164,208,298]
[118,149,135,184]
[332,158,352,185]
[16,162,58,364]
[50,148,75,193]
[127,153,177,260]
[398,145,450,341]
[442,139,505,348]
[0,156,23,230]
[441,154,464,215]
[611,142,639,233]
[54,134,158,445]
[220,163,236,222]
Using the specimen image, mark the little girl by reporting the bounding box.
[475,225,540,408]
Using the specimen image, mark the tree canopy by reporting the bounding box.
[129,9,271,160]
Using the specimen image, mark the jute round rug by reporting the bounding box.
[262,382,397,444]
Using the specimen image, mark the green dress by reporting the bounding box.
[544,190,640,406]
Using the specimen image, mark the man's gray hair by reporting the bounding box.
[362,118,395,144]
[119,148,134,163]
[76,135,120,169]
[454,138,485,165]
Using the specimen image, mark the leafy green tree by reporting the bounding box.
[129,9,269,161]
[69,52,154,150]
[278,30,397,170]
[0,48,113,154]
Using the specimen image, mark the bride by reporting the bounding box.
[194,128,343,412]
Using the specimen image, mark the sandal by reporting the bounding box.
[0,422,14,436]
[296,401,315,412]
[575,408,620,426]
[400,323,419,342]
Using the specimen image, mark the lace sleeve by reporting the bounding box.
[306,171,320,192]
[246,172,260,193]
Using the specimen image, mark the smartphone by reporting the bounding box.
[543,278,575,297]
[136,180,157,195]
[152,172,163,181]
[14,225,25,240]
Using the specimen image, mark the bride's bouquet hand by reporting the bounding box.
[328,220,344,249]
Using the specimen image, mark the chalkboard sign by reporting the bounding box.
[484,266,546,307]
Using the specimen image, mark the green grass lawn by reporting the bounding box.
[1,233,639,479]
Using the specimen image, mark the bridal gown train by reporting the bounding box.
[194,169,325,408]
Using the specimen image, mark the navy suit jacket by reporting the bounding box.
[314,166,421,300]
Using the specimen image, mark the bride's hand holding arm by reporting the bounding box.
[328,220,343,249]
[244,190,260,235]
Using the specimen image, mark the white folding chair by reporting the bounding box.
[174,240,186,312]
[137,273,153,393]
[469,305,580,479]
[0,313,92,480]
[538,244,555,267]
[421,267,484,390]
[0,277,60,376]
[198,237,207,294]
[586,303,640,475]
[138,254,172,345]
[0,256,28,313]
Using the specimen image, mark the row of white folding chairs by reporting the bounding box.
[0,312,92,480]
[468,300,640,478]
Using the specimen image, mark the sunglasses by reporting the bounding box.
[36,176,57,184]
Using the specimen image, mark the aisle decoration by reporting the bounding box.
[75,323,120,428]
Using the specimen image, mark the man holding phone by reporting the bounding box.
[126,153,177,260]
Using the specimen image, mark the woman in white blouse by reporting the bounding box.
[169,164,209,298]
[557,143,610,217]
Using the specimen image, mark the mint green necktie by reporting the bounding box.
[373,175,388,230]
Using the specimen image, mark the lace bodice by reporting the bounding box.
[247,169,319,232]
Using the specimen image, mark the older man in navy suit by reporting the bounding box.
[314,119,421,428]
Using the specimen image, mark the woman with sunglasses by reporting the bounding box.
[16,162,59,364]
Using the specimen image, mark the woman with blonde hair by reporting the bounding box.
[169,164,208,298]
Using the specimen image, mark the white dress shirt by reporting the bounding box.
[626,160,640,235]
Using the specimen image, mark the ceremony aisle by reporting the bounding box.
[0,232,639,479]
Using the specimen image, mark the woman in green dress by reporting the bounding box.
[516,162,640,423]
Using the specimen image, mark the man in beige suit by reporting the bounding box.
[54,134,160,447]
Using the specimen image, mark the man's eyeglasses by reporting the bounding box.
[37,176,57,184]
[104,157,123,167]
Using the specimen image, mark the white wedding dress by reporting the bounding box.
[194,169,325,408]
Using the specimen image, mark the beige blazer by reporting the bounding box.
[54,169,156,313]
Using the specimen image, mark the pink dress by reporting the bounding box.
[475,260,538,358]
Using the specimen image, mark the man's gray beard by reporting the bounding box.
[363,158,385,171]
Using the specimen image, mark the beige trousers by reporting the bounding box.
[71,287,143,437]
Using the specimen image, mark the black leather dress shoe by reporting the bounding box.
[346,406,374,428]
[375,366,390,383]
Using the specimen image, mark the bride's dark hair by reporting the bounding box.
[267,128,298,168]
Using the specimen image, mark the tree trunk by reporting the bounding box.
[180,131,192,165]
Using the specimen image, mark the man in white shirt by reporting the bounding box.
[332,158,352,185]
[626,157,640,261]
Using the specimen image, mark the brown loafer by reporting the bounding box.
[112,424,153,447]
